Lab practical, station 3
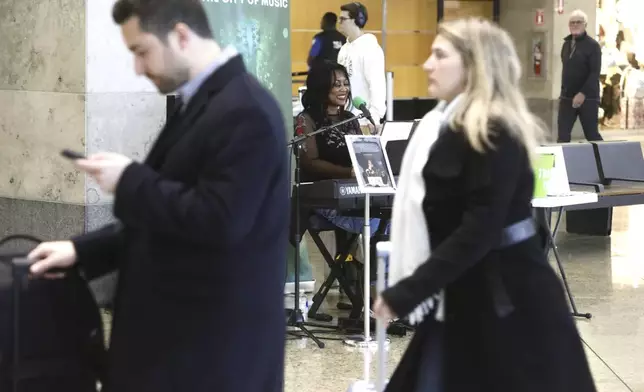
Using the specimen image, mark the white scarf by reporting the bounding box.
[388,96,462,325]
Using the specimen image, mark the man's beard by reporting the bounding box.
[151,53,191,94]
[154,73,188,94]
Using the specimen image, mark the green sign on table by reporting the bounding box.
[533,153,556,198]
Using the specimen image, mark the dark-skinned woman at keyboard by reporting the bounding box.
[293,61,384,309]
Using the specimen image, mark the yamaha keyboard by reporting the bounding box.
[298,178,397,210]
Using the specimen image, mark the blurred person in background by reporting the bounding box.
[337,2,386,134]
[558,9,603,142]
[307,12,346,69]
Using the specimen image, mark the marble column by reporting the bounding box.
[0,0,165,242]
[500,0,597,142]
[0,0,87,241]
[84,0,166,231]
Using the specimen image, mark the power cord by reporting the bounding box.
[581,337,634,392]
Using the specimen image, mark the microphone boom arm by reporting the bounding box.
[288,113,365,147]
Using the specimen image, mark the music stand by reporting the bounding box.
[343,135,396,348]
[378,121,415,147]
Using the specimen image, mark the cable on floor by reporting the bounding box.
[580,337,634,392]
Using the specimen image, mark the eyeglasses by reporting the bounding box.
[338,16,352,23]
[569,20,585,25]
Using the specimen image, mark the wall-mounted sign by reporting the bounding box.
[535,9,545,26]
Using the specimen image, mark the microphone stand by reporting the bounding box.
[286,113,365,349]
[289,113,364,146]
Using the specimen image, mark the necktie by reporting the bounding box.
[173,95,184,114]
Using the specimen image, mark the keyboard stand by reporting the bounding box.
[304,211,409,336]
[307,231,362,320]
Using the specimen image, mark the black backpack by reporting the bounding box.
[0,235,106,392]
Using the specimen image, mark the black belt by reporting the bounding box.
[498,217,537,248]
[0,357,90,384]
[489,217,537,318]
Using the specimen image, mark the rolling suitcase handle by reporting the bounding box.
[11,258,32,392]
[0,234,43,392]
[2,234,104,392]
[0,235,43,249]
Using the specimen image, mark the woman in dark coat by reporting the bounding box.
[373,18,597,392]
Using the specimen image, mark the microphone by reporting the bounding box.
[352,96,376,127]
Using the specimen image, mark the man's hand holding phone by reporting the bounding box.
[61,149,86,160]
[61,149,133,194]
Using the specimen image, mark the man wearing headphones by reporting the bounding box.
[337,2,386,134]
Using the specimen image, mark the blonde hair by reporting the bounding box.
[438,18,546,162]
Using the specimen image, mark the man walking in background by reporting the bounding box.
[558,9,603,142]
[308,12,346,68]
[337,2,386,133]
[28,0,288,391]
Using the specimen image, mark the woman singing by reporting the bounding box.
[295,61,384,235]
[293,62,383,299]
[295,61,360,183]
[373,18,596,391]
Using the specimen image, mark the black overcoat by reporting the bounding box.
[73,55,289,392]
[381,124,596,392]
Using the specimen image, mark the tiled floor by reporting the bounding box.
[282,129,644,392]
[284,208,644,392]
[95,127,644,391]
[603,128,644,143]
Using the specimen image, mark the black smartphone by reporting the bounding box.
[60,149,86,160]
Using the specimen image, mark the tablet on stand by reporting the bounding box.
[343,135,396,349]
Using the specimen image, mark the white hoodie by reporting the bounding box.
[337,33,387,125]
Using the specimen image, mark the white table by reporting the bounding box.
[532,191,598,209]
[532,191,599,319]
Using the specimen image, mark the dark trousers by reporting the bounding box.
[557,98,603,142]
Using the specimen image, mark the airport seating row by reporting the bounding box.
[559,141,644,236]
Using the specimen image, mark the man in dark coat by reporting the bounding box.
[307,12,346,68]
[28,1,289,391]
[558,9,603,142]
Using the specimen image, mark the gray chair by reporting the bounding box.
[593,141,644,184]
[561,143,611,236]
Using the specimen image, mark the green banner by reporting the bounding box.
[201,1,310,284]
[201,0,293,132]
